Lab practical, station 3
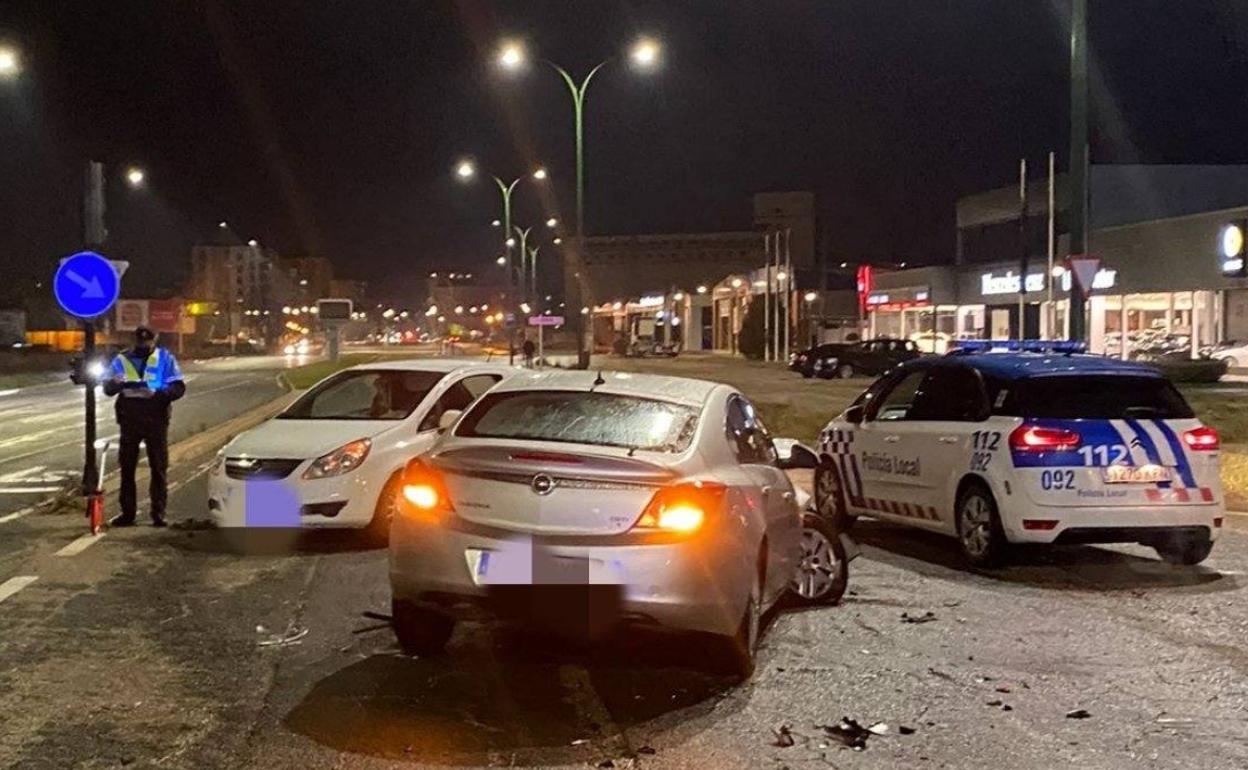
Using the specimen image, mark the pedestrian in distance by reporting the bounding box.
[522,336,536,368]
[102,326,186,527]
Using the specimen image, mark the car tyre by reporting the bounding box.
[955,483,1008,568]
[814,461,856,531]
[366,472,403,546]
[1153,534,1214,566]
[790,513,848,606]
[709,560,762,679]
[392,599,455,656]
[836,363,855,379]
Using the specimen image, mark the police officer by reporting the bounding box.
[103,326,186,527]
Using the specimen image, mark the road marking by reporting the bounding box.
[56,533,106,557]
[0,389,20,398]
[0,576,38,603]
[0,486,64,494]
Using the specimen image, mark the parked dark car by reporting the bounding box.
[813,338,920,378]
[790,343,848,377]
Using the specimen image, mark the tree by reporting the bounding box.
[738,299,766,360]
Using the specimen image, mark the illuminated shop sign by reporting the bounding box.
[1221,223,1246,276]
[980,269,1116,296]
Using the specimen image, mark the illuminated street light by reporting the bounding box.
[454,305,464,315]
[777,271,788,281]
[545,217,558,228]
[247,239,258,247]
[731,278,743,289]
[0,46,20,79]
[498,42,525,70]
[553,237,563,245]
[496,256,506,266]
[673,292,685,301]
[630,38,662,70]
[491,219,501,227]
[455,159,476,179]
[218,221,228,228]
[125,167,146,188]
[696,285,708,294]
[505,237,516,247]
[520,303,532,314]
[532,167,548,181]
[804,291,818,303]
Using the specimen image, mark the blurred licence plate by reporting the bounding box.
[1103,464,1172,484]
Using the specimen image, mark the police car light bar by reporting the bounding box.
[947,340,1087,355]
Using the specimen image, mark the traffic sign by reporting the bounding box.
[1068,256,1101,293]
[528,315,565,327]
[54,251,121,319]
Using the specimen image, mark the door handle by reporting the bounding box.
[761,485,773,497]
[781,490,795,502]
[883,435,900,443]
[938,436,959,444]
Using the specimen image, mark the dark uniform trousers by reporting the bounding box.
[119,419,169,517]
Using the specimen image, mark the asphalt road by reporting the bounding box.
[0,356,294,519]
[2,454,1247,769]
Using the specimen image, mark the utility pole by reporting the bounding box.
[1068,0,1089,342]
[81,161,106,495]
[763,233,771,361]
[1046,151,1056,339]
[1017,158,1028,340]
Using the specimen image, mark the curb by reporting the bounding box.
[1223,510,1248,533]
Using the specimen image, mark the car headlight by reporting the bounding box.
[283,344,295,355]
[302,438,371,480]
[87,360,107,381]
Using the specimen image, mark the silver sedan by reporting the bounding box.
[388,370,848,677]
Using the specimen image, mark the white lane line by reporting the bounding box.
[0,389,20,398]
[56,533,106,557]
[0,510,32,523]
[0,575,38,603]
[0,486,64,494]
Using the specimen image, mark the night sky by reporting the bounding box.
[2,1,1247,305]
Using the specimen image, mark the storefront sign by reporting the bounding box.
[1221,223,1246,276]
[636,294,665,308]
[981,271,1045,296]
[1059,268,1116,292]
[856,265,873,314]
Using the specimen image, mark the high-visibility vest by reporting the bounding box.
[115,349,164,390]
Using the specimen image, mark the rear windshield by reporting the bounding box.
[999,375,1194,419]
[456,390,700,452]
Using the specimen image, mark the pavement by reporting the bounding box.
[3,453,1248,768]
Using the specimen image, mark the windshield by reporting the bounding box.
[456,390,700,452]
[279,369,445,420]
[1002,375,1195,420]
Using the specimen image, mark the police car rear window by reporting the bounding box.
[998,375,1194,420]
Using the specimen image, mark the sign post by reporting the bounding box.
[317,298,353,362]
[54,250,123,533]
[528,314,565,366]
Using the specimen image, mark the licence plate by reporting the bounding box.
[1102,464,1172,484]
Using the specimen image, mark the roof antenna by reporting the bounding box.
[591,370,606,388]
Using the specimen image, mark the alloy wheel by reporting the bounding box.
[960,494,992,557]
[794,527,840,600]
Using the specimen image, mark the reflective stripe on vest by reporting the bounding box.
[116,349,163,388]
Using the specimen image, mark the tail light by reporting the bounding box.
[1183,426,1220,451]
[400,459,454,519]
[1009,424,1081,452]
[631,480,726,534]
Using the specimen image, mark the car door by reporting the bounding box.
[901,365,991,531]
[854,367,931,521]
[417,373,505,433]
[725,394,799,604]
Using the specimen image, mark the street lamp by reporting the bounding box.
[125,167,145,188]
[545,217,558,228]
[496,255,507,266]
[0,46,20,79]
[491,219,501,227]
[496,36,662,364]
[456,161,549,284]
[455,159,475,179]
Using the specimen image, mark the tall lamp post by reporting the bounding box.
[455,160,547,294]
[1067,0,1089,342]
[497,37,661,364]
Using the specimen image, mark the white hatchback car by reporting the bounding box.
[208,359,512,539]
[387,370,848,677]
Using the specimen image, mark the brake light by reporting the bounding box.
[632,481,726,534]
[1009,424,1081,452]
[1183,426,1220,451]
[400,459,454,518]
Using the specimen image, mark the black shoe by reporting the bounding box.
[150,514,167,528]
[110,513,137,528]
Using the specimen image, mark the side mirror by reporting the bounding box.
[437,409,463,433]
[774,438,819,470]
[844,404,865,424]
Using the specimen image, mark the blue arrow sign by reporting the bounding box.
[54,251,121,319]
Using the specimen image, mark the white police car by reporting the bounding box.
[815,341,1224,567]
